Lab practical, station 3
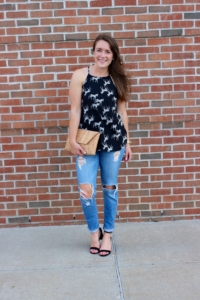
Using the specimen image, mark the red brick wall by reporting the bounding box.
[1,0,200,227]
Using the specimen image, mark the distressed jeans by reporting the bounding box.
[76,147,125,233]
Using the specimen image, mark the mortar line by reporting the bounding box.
[112,233,125,300]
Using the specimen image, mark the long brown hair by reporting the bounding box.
[92,34,130,102]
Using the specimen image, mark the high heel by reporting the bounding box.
[90,227,103,254]
[99,231,112,257]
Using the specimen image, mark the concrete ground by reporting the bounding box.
[0,220,200,300]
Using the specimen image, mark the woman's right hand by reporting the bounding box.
[70,141,86,156]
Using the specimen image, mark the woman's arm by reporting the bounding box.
[68,68,87,156]
[117,100,132,162]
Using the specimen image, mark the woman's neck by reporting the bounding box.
[90,64,109,77]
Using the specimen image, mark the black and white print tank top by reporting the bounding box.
[79,67,127,152]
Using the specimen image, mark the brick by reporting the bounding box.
[114,31,135,39]
[40,18,62,26]
[18,209,38,216]
[33,74,54,81]
[17,19,39,26]
[162,77,184,84]
[171,36,193,44]
[174,84,195,91]
[66,1,88,8]
[89,16,111,23]
[63,16,86,24]
[88,0,111,7]
[125,23,146,30]
[164,209,184,216]
[28,187,48,194]
[174,68,195,76]
[34,90,56,97]
[186,60,200,67]
[6,188,27,196]
[173,5,195,12]
[30,216,52,223]
[0,36,16,44]
[53,215,73,221]
[149,53,170,60]
[2,144,23,151]
[42,34,64,42]
[139,62,160,69]
[151,85,172,92]
[0,218,6,224]
[77,25,99,31]
[150,189,171,195]
[141,211,161,217]
[150,130,170,137]
[162,61,184,68]
[162,0,183,3]
[78,9,99,15]
[141,153,161,160]
[18,3,40,10]
[0,196,14,203]
[139,0,160,3]
[161,45,182,52]
[8,217,29,224]
[29,202,50,208]
[184,13,200,19]
[185,209,200,215]
[102,7,123,15]
[172,53,194,59]
[149,6,170,12]
[9,75,30,83]
[173,21,194,28]
[129,204,149,210]
[125,7,147,14]
[18,35,40,43]
[30,11,52,18]
[1,129,22,137]
[8,59,30,67]
[42,2,63,9]
[136,14,159,22]
[149,21,170,29]
[161,29,183,37]
[30,27,51,34]
[185,28,200,35]
[151,70,172,76]
[0,4,15,10]
[0,19,14,29]
[7,28,28,35]
[7,11,28,18]
[150,160,171,167]
[65,33,87,40]
[162,14,182,23]
[148,37,170,45]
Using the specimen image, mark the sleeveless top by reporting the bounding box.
[79,67,127,152]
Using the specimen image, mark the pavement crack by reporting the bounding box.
[112,233,125,300]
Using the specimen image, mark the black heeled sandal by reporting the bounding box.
[99,231,112,257]
[90,227,103,254]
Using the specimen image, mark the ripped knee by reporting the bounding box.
[103,185,116,190]
[79,183,93,199]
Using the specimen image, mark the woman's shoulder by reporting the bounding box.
[71,67,88,85]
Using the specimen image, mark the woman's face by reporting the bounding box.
[93,40,113,69]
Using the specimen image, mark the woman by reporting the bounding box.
[68,34,132,257]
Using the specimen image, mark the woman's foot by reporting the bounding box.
[90,228,103,254]
[99,232,112,257]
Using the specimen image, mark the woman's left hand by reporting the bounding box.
[123,144,132,162]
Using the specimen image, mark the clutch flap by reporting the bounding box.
[76,129,100,145]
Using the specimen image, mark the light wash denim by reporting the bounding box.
[76,147,125,233]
